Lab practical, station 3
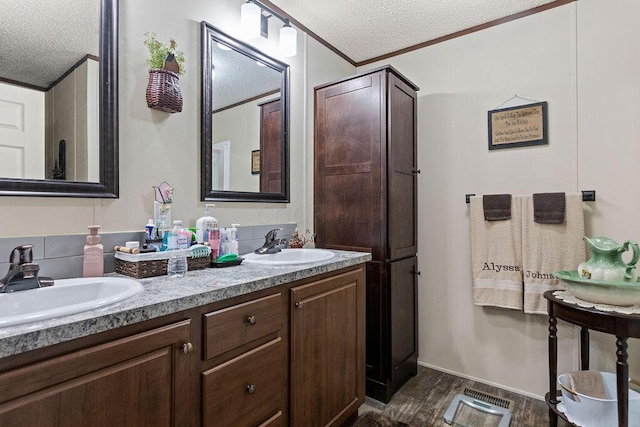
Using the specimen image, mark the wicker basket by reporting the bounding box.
[115,250,209,279]
[146,69,183,113]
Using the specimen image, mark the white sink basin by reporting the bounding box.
[0,277,143,328]
[242,248,335,265]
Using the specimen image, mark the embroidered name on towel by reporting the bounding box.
[525,270,556,280]
[482,262,520,273]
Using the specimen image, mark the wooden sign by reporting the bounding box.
[488,101,548,150]
[251,150,260,174]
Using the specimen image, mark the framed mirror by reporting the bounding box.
[201,22,289,202]
[0,0,118,197]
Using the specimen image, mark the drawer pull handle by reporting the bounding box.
[182,342,194,355]
[246,384,256,394]
[247,315,257,325]
[295,301,304,310]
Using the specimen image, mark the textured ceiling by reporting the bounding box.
[212,42,282,111]
[269,0,558,63]
[1,0,560,96]
[1,0,99,89]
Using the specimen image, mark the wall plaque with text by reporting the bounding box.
[488,101,548,150]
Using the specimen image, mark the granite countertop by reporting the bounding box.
[0,250,371,359]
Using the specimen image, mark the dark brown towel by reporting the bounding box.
[533,192,566,224]
[482,194,512,221]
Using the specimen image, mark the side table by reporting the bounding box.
[544,290,640,427]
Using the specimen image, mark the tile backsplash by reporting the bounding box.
[0,223,296,280]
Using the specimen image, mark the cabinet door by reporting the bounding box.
[387,73,418,261]
[0,320,191,427]
[260,99,283,194]
[389,256,418,387]
[314,72,385,259]
[290,267,365,427]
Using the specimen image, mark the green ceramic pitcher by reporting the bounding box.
[578,236,640,282]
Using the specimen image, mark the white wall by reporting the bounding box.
[0,0,354,237]
[359,0,640,398]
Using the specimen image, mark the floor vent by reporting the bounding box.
[463,387,515,412]
[443,388,514,426]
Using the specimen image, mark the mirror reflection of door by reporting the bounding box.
[212,141,230,191]
[1,0,100,182]
[0,84,45,178]
[259,99,282,193]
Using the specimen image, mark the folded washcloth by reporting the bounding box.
[566,370,609,399]
[470,195,523,310]
[483,194,512,221]
[533,192,566,224]
[522,193,585,314]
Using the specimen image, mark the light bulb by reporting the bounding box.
[240,2,261,39]
[279,24,297,57]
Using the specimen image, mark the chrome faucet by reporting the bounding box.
[0,245,54,293]
[254,228,286,254]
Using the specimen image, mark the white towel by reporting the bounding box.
[522,194,585,314]
[470,195,523,310]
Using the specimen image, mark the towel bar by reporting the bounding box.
[465,191,596,204]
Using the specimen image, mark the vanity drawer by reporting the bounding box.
[204,293,282,360]
[202,337,283,427]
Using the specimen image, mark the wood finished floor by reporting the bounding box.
[357,366,570,427]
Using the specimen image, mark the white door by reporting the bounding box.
[212,140,231,191]
[0,83,45,179]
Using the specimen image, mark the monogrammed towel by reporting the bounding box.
[522,193,585,314]
[470,195,523,310]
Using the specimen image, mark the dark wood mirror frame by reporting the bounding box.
[200,21,289,203]
[0,0,118,198]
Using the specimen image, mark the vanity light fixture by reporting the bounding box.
[240,0,297,57]
[240,1,261,39]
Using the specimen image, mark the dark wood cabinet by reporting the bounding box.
[201,292,285,427]
[0,320,191,426]
[0,264,367,427]
[290,266,366,427]
[314,66,419,402]
[259,98,282,194]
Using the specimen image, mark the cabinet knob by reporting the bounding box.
[246,384,256,394]
[411,270,422,276]
[247,315,257,325]
[412,169,421,174]
[181,342,194,354]
[295,301,304,310]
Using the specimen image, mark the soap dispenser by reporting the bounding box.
[196,204,216,243]
[83,225,104,277]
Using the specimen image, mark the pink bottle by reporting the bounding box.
[83,225,104,277]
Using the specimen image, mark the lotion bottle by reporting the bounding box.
[83,225,104,277]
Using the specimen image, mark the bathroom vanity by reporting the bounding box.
[0,250,369,427]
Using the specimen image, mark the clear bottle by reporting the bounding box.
[170,220,190,250]
[167,251,188,278]
[230,224,240,255]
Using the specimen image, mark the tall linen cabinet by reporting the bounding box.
[314,66,419,403]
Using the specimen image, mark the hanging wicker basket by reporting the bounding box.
[146,68,183,113]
